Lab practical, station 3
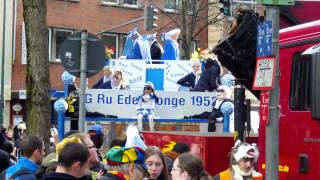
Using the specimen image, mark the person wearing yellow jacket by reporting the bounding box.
[213,140,263,180]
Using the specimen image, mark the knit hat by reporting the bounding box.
[233,140,259,163]
[105,146,145,166]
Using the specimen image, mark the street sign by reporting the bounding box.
[252,56,276,90]
[257,0,294,6]
[59,32,105,77]
[257,20,272,57]
[259,91,270,125]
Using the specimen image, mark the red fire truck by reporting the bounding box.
[143,16,320,180]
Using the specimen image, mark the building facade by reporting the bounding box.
[7,0,209,126]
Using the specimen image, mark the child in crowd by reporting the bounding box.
[136,82,159,131]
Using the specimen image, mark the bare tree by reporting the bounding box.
[23,0,51,151]
[160,0,223,60]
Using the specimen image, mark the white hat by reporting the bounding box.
[125,125,147,150]
[17,122,26,130]
[166,28,181,37]
[144,81,154,90]
[233,140,259,163]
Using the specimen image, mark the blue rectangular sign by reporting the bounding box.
[257,20,273,57]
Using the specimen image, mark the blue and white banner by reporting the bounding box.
[85,89,217,118]
[164,61,193,91]
[110,60,146,90]
[109,60,193,91]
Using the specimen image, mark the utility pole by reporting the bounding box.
[0,0,7,127]
[265,5,280,180]
[79,30,88,132]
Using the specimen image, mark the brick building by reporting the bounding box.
[7,0,209,126]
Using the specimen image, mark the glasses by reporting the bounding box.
[87,145,96,149]
[217,89,225,93]
[172,167,183,172]
[113,76,121,80]
[145,87,152,90]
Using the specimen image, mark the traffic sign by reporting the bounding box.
[257,20,272,57]
[59,32,105,77]
[252,56,276,90]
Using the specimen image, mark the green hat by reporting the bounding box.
[106,146,145,166]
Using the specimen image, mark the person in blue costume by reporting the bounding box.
[128,29,151,60]
[161,28,181,60]
[123,28,137,58]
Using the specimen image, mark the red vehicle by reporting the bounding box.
[143,19,320,180]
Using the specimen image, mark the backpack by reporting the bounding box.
[0,168,33,180]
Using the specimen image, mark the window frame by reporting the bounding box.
[289,52,312,111]
[101,33,119,59]
[49,27,74,63]
[101,0,138,8]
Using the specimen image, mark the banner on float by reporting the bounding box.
[164,61,193,91]
[86,89,217,118]
[110,60,146,90]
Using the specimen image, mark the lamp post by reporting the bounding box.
[54,98,68,141]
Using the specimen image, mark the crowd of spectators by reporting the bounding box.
[0,122,262,180]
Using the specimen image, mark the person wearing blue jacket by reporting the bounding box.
[128,29,151,60]
[5,135,44,180]
[161,28,181,60]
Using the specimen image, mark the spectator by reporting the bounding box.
[104,70,127,90]
[65,84,79,118]
[0,148,11,174]
[193,58,221,92]
[177,61,201,90]
[213,140,263,180]
[109,137,126,149]
[136,82,159,131]
[161,29,181,60]
[164,142,190,172]
[171,153,212,180]
[44,142,89,180]
[68,133,102,172]
[92,66,114,89]
[145,146,170,180]
[104,146,148,180]
[87,124,104,160]
[5,135,45,180]
[0,141,17,164]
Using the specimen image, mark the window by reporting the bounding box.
[101,33,118,59]
[49,28,74,62]
[101,0,138,6]
[165,0,179,10]
[290,53,311,110]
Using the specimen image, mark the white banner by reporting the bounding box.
[110,60,146,90]
[164,61,193,91]
[85,89,217,118]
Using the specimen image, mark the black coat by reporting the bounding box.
[150,41,163,61]
[92,77,108,89]
[177,72,196,89]
[44,172,77,180]
[193,60,220,92]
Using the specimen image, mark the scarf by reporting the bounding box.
[231,165,262,180]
